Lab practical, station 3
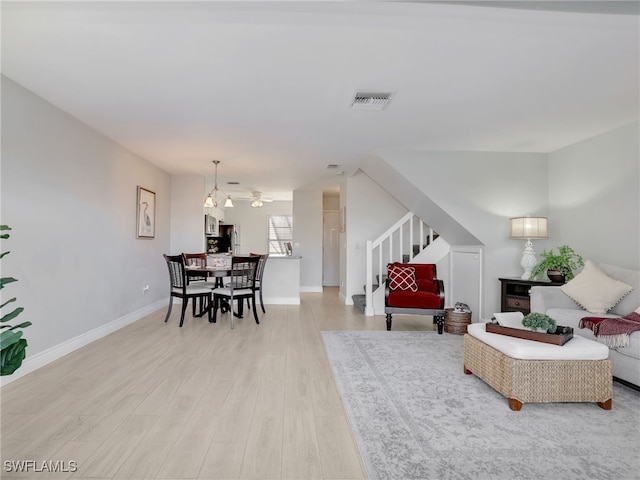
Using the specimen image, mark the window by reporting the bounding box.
[268,214,293,255]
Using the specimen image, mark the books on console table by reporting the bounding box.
[486,323,574,346]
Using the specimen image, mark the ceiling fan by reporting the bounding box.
[234,191,274,207]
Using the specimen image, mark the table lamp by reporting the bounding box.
[509,216,548,280]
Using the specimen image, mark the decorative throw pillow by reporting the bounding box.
[388,265,418,292]
[561,260,633,315]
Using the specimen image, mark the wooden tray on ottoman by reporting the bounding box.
[486,323,573,346]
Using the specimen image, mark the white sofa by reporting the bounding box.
[530,263,640,389]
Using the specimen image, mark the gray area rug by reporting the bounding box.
[322,331,640,480]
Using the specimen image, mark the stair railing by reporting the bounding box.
[364,212,434,315]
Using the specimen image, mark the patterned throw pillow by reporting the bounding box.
[388,265,418,292]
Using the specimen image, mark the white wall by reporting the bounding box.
[293,190,323,292]
[1,77,171,378]
[548,122,640,270]
[344,171,408,304]
[170,175,207,254]
[223,200,293,254]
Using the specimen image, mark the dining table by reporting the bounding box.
[185,264,240,318]
[185,264,231,288]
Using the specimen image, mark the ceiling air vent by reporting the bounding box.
[350,91,393,111]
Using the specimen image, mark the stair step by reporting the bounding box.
[352,294,366,313]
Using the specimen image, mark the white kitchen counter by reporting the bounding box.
[262,255,301,305]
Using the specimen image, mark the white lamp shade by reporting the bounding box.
[204,195,214,208]
[509,216,548,239]
[224,196,234,208]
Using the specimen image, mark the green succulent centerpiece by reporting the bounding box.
[1,225,32,376]
[529,245,584,282]
[522,312,557,333]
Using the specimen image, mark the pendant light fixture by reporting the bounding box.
[203,160,233,208]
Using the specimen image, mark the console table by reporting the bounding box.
[499,277,564,315]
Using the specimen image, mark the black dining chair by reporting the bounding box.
[163,254,213,327]
[182,252,218,315]
[211,255,260,329]
[248,253,269,313]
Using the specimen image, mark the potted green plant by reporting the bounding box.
[529,245,584,282]
[522,312,557,333]
[1,225,32,376]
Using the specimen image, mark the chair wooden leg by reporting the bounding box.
[165,296,174,322]
[386,313,392,331]
[179,300,188,327]
[212,296,218,323]
[230,298,235,330]
[252,295,260,324]
[259,288,265,313]
[207,294,213,323]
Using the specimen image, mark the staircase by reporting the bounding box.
[352,212,443,316]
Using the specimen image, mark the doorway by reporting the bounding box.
[323,211,340,286]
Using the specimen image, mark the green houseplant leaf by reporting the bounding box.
[0,329,23,350]
[1,307,25,324]
[0,338,28,376]
[0,225,30,375]
[0,277,18,289]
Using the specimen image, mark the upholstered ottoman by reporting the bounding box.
[464,323,612,411]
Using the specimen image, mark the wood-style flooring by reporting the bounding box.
[1,288,437,479]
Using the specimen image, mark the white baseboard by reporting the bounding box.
[264,297,301,305]
[300,286,323,293]
[0,299,167,387]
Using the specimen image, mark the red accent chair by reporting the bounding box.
[384,262,446,332]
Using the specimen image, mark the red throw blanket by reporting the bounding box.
[579,312,640,348]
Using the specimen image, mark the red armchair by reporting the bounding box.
[384,262,446,332]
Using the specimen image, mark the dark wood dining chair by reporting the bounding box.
[182,252,218,316]
[163,254,213,327]
[212,255,260,329]
[248,253,269,313]
[182,253,217,287]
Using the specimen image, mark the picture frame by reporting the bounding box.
[136,186,156,238]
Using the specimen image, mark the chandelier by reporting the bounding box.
[204,160,234,208]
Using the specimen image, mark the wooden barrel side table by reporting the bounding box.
[444,308,472,335]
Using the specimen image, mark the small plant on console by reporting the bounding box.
[529,245,584,282]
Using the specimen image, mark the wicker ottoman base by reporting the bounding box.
[463,334,613,411]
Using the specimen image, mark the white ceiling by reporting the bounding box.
[3,1,639,200]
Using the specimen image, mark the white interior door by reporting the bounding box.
[323,211,340,286]
[449,247,483,322]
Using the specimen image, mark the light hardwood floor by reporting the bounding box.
[1,288,436,479]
